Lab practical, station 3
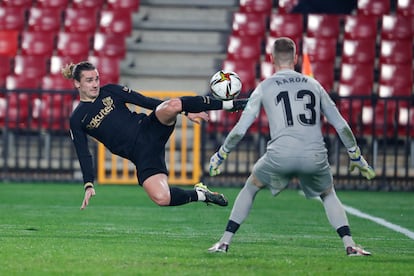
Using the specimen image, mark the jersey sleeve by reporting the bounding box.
[320,89,357,149]
[103,84,163,110]
[222,86,262,153]
[69,116,95,184]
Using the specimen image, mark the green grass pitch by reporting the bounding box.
[0,183,413,275]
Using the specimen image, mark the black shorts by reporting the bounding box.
[131,112,175,185]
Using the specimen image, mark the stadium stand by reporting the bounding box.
[106,0,140,11]
[13,55,49,80]
[35,0,70,9]
[269,13,303,48]
[231,11,267,38]
[379,39,413,64]
[99,8,133,36]
[56,31,92,61]
[93,32,126,59]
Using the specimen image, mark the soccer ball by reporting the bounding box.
[209,70,242,101]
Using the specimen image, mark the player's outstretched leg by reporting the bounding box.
[194,183,228,206]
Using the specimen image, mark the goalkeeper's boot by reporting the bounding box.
[346,245,371,256]
[208,242,229,253]
[194,183,228,207]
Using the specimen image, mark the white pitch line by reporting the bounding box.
[343,204,414,240]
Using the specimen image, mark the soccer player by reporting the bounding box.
[62,61,247,210]
[208,37,375,256]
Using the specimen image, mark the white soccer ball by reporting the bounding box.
[209,70,242,101]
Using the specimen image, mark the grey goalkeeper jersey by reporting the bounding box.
[222,69,357,156]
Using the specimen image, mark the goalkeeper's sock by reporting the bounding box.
[337,226,355,248]
[168,187,197,206]
[220,220,240,244]
[180,96,222,113]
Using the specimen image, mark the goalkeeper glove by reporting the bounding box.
[209,146,229,176]
[348,146,376,180]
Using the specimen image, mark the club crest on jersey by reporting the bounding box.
[86,97,115,129]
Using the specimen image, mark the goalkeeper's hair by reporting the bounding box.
[272,37,296,66]
[61,61,96,82]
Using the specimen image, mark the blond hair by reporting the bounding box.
[61,61,96,81]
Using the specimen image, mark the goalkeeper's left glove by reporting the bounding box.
[209,146,229,176]
[348,146,376,180]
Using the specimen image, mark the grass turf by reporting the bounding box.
[0,183,413,275]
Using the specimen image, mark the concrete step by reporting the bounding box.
[126,30,227,53]
[120,75,212,95]
[133,6,234,31]
[140,0,238,8]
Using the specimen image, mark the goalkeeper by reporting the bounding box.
[208,37,375,256]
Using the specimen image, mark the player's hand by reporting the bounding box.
[209,147,229,176]
[348,147,375,180]
[187,112,209,124]
[81,185,96,210]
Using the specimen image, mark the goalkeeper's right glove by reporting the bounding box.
[348,146,376,180]
[209,146,229,176]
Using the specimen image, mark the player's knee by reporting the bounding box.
[149,192,171,206]
[157,98,182,114]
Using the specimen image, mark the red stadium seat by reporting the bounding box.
[378,63,413,97]
[232,11,267,38]
[38,75,75,130]
[222,58,257,93]
[239,0,273,17]
[49,55,85,75]
[56,31,91,61]
[27,6,63,34]
[277,0,299,14]
[0,30,18,57]
[361,101,397,137]
[379,39,413,64]
[397,0,414,16]
[106,0,140,11]
[306,14,341,39]
[312,61,335,92]
[5,74,40,129]
[340,62,375,93]
[20,31,56,58]
[93,32,126,59]
[226,34,262,64]
[13,55,49,79]
[0,55,12,88]
[302,36,337,63]
[0,6,26,31]
[260,60,275,80]
[343,15,378,41]
[338,62,374,128]
[2,0,33,9]
[99,8,133,36]
[88,56,120,85]
[341,38,376,65]
[41,74,74,90]
[269,13,304,46]
[357,0,390,17]
[71,0,106,9]
[36,0,70,9]
[381,14,413,41]
[63,7,99,35]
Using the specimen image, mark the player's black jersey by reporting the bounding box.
[69,84,163,183]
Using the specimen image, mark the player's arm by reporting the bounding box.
[106,84,163,110]
[321,92,375,180]
[69,119,96,209]
[209,90,261,176]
